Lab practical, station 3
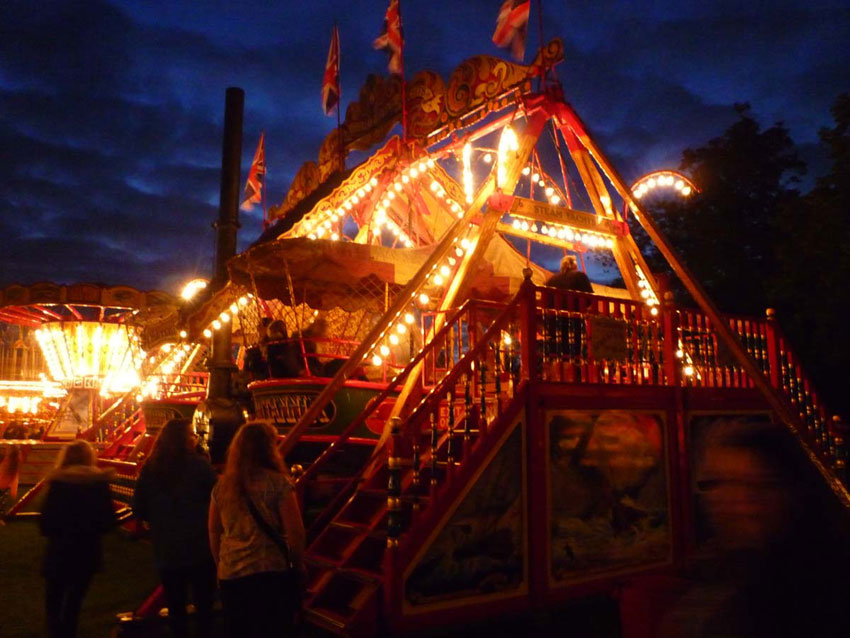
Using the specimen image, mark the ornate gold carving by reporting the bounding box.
[341,74,403,151]
[407,71,446,141]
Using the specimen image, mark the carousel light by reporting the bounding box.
[387,191,395,200]
[426,158,435,168]
[330,233,340,241]
[440,265,450,277]
[512,219,521,229]
[212,320,222,330]
[180,278,208,301]
[522,166,531,176]
[404,312,415,324]
[483,153,492,163]
[538,180,545,188]
[460,238,471,250]
[372,354,383,366]
[410,167,419,178]
[497,126,518,188]
[551,195,561,205]
[531,172,539,182]
[203,329,212,338]
[370,177,378,187]
[380,345,390,357]
[448,257,456,266]
[148,356,156,364]
[220,312,230,323]
[503,333,512,346]
[650,307,659,317]
[647,177,657,188]
[419,161,428,172]
[684,365,695,377]
[418,293,430,305]
[389,334,399,345]
[396,323,407,334]
[520,221,529,231]
[605,238,615,249]
[682,186,693,196]
[402,174,410,184]
[545,186,554,197]
[162,343,173,353]
[394,182,402,192]
[455,247,464,257]
[433,274,444,286]
[676,349,684,359]
[351,195,360,204]
[229,302,239,314]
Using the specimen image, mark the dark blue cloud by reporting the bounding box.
[1,0,847,293]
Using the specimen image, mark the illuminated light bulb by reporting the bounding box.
[545,187,554,197]
[531,172,539,182]
[640,289,650,299]
[419,161,428,172]
[551,195,561,205]
[541,225,549,234]
[426,158,435,168]
[460,238,471,250]
[647,177,657,188]
[503,334,512,346]
[418,293,430,305]
[512,219,521,229]
[549,227,558,238]
[557,229,566,239]
[676,349,684,359]
[433,274,443,286]
[229,302,239,314]
[331,233,340,241]
[565,229,574,241]
[448,257,456,266]
[372,354,383,366]
[323,219,332,228]
[387,191,395,200]
[520,221,529,231]
[212,320,222,330]
[179,330,188,339]
[682,186,692,196]
[389,334,399,345]
[380,345,390,357]
[538,180,545,188]
[370,177,379,187]
[183,344,191,352]
[651,307,659,316]
[634,189,644,199]
[440,265,450,277]
[430,181,439,192]
[308,234,317,240]
[405,313,415,324]
[203,329,212,338]
[410,167,419,178]
[605,238,614,249]
[402,174,410,184]
[394,182,403,192]
[483,153,492,163]
[684,365,695,377]
[575,232,583,243]
[531,224,538,233]
[220,312,230,323]
[351,195,360,204]
[148,356,156,364]
[343,201,353,210]
[674,180,684,191]
[396,323,407,334]
[456,247,464,257]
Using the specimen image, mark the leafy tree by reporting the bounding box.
[633,104,804,316]
[771,94,850,415]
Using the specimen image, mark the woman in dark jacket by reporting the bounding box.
[40,439,115,638]
[133,418,217,638]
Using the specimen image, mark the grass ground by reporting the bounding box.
[0,519,159,638]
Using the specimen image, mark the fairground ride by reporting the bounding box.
[103,37,850,637]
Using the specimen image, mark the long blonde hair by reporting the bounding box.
[218,422,287,503]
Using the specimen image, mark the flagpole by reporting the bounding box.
[261,131,268,230]
[535,0,546,90]
[335,23,344,171]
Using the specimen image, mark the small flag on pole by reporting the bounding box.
[240,132,265,211]
[373,0,403,75]
[322,26,341,116]
[492,0,530,61]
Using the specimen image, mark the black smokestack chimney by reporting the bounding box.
[202,87,245,462]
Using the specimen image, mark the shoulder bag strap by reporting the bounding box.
[244,495,293,568]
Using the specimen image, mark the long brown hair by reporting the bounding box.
[218,422,286,503]
[144,418,194,489]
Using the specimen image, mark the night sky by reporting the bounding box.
[1,1,848,294]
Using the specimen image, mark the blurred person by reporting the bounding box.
[546,254,593,293]
[658,421,850,638]
[244,317,273,381]
[208,422,305,638]
[0,444,22,521]
[267,320,300,378]
[133,418,218,638]
[40,440,115,638]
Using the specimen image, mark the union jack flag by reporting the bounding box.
[492,0,530,61]
[240,132,265,211]
[373,0,403,75]
[322,26,340,116]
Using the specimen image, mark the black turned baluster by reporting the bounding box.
[447,383,457,465]
[478,361,487,435]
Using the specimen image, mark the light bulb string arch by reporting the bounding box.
[624,169,699,219]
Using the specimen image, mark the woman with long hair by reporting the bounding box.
[133,418,217,638]
[40,439,114,638]
[209,422,305,638]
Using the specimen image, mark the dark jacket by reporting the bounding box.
[133,453,217,569]
[546,269,594,293]
[40,466,115,576]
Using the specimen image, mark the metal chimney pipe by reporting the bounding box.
[208,87,243,403]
